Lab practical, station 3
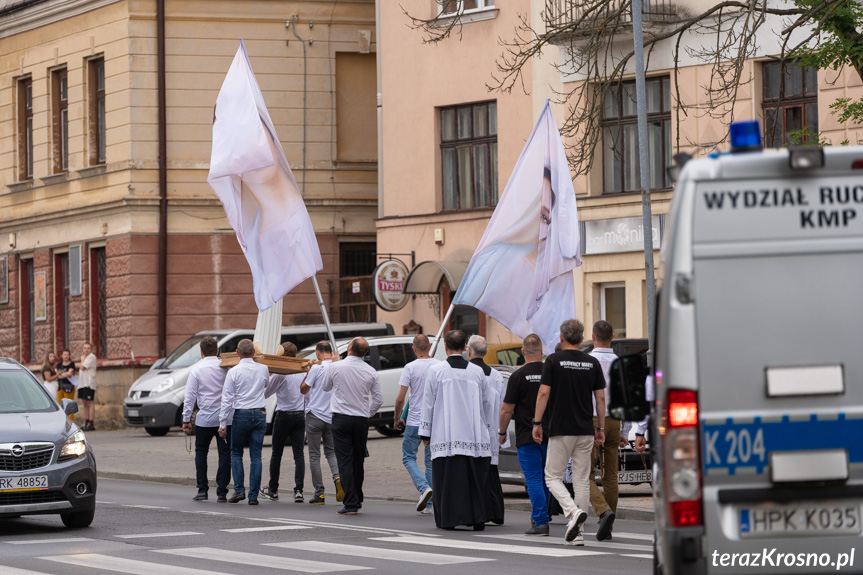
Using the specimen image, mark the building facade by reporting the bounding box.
[376,0,861,344]
[0,0,379,425]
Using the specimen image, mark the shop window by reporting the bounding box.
[599,283,626,338]
[441,101,498,210]
[762,61,818,147]
[602,77,672,193]
[55,253,71,351]
[21,259,35,363]
[90,247,107,357]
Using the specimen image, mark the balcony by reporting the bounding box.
[543,0,680,35]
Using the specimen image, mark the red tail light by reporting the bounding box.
[664,389,702,527]
[670,499,703,527]
[667,389,698,427]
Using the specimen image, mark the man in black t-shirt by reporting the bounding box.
[499,334,551,536]
[533,319,605,546]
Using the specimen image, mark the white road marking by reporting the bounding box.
[371,536,608,557]
[622,553,653,559]
[267,540,492,565]
[6,538,92,545]
[115,531,204,539]
[268,517,441,537]
[40,554,232,575]
[0,567,52,575]
[122,505,171,510]
[221,525,312,533]
[156,547,371,573]
[478,533,653,552]
[598,531,653,541]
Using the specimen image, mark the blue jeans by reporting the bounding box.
[518,443,551,526]
[402,425,432,505]
[230,410,267,500]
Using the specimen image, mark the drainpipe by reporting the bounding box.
[157,0,168,358]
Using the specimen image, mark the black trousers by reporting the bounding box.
[269,411,306,492]
[195,425,231,497]
[331,413,368,509]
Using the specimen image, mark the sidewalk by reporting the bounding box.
[88,427,654,521]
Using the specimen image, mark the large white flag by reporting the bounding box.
[208,40,322,311]
[453,101,581,353]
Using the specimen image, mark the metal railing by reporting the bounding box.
[544,0,678,29]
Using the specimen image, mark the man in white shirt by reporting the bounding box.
[261,342,307,503]
[323,337,383,515]
[78,343,98,430]
[393,334,439,514]
[420,330,494,531]
[300,341,342,505]
[467,335,506,525]
[219,339,269,505]
[588,320,631,541]
[182,336,231,502]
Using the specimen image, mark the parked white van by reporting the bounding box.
[123,323,393,436]
[611,124,863,574]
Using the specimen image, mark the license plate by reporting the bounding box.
[127,409,139,417]
[740,503,861,537]
[619,470,651,483]
[0,475,49,492]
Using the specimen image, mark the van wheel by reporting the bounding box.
[61,507,95,528]
[145,427,170,437]
[375,424,403,437]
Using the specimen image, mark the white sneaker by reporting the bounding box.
[416,487,433,512]
[566,530,585,546]
[419,508,433,515]
[565,509,588,542]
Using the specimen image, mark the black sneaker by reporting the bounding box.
[524,523,549,536]
[336,506,358,515]
[309,494,325,505]
[217,495,228,503]
[192,491,208,501]
[228,492,246,503]
[294,489,304,503]
[248,499,259,506]
[260,487,278,501]
[596,510,615,541]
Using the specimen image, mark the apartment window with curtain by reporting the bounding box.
[52,67,69,173]
[439,0,495,15]
[762,61,818,147]
[17,77,33,180]
[88,57,106,165]
[601,77,672,194]
[440,101,498,211]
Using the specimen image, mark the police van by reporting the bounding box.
[610,122,863,574]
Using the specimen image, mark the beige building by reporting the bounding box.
[376,0,862,345]
[0,0,379,425]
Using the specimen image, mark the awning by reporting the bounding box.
[403,260,469,294]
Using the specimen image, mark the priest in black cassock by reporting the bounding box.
[467,335,506,525]
[420,330,495,530]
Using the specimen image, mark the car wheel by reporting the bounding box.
[61,507,95,528]
[374,423,403,438]
[145,427,170,437]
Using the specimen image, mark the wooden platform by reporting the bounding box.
[219,352,312,375]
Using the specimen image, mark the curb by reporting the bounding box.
[97,471,655,521]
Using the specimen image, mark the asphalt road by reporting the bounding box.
[0,478,654,574]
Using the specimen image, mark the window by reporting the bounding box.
[17,77,33,180]
[338,242,377,323]
[599,283,626,338]
[88,57,106,165]
[441,101,498,210]
[55,253,71,350]
[90,247,107,357]
[377,344,411,370]
[762,61,818,147]
[440,0,495,15]
[602,77,672,194]
[20,259,35,364]
[51,68,69,173]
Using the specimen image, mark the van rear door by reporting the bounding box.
[691,167,863,572]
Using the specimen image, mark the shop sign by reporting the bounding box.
[583,216,662,255]
[373,260,409,312]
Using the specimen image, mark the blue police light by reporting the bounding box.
[729,121,762,153]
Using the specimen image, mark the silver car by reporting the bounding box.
[0,358,97,527]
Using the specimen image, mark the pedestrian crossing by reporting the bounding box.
[1,532,653,574]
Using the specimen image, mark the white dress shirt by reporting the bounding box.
[304,360,333,423]
[322,355,383,418]
[266,373,306,412]
[398,357,439,427]
[183,356,228,428]
[219,358,269,428]
[591,346,631,439]
[78,353,97,389]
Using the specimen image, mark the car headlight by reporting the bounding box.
[150,376,175,396]
[60,430,87,459]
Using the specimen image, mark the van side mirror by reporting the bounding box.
[61,398,78,416]
[608,353,650,421]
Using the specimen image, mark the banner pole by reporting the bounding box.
[430,303,455,357]
[312,275,339,353]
